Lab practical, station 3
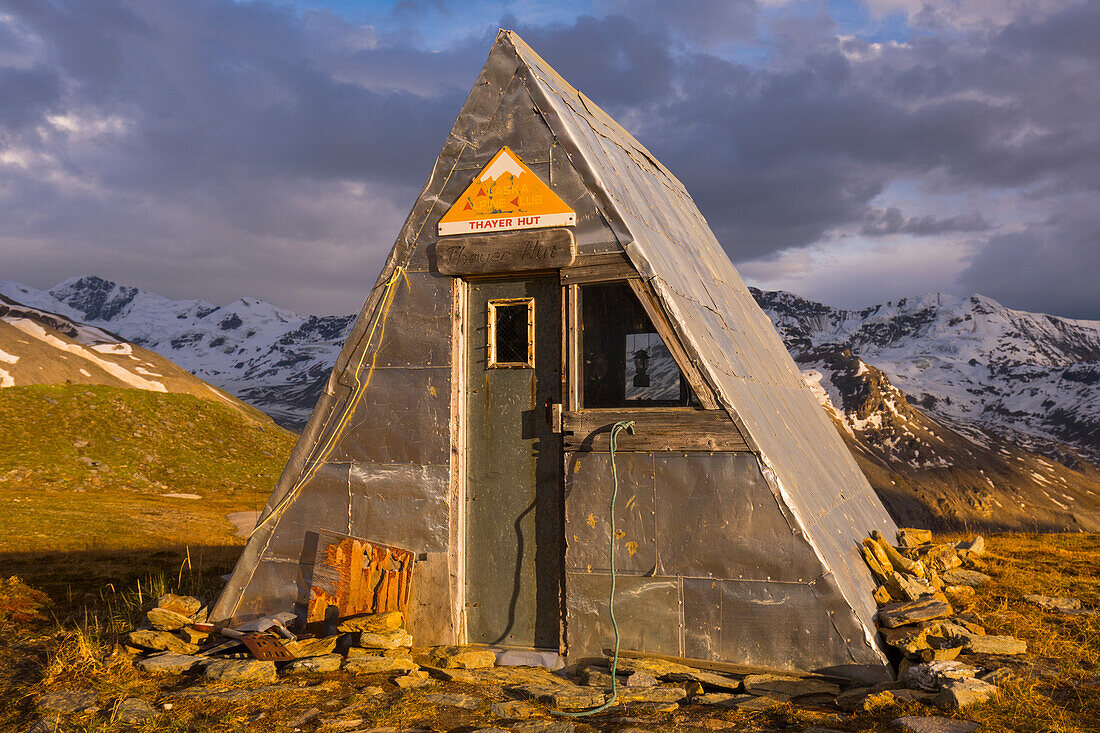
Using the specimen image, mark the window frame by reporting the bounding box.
[487,297,535,368]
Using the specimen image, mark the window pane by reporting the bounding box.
[581,282,695,408]
[491,301,532,365]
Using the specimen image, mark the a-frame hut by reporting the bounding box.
[212,30,898,677]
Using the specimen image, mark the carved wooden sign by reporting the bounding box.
[435,228,575,275]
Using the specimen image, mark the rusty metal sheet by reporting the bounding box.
[349,462,449,553]
[564,452,655,576]
[565,573,681,661]
[653,453,820,583]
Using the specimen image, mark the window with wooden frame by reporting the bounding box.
[578,282,698,408]
[487,297,535,368]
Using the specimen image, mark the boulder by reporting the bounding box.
[428,645,497,669]
[879,599,954,628]
[939,569,991,587]
[284,653,343,674]
[897,528,933,547]
[358,629,413,649]
[135,652,207,675]
[38,689,98,714]
[935,678,997,709]
[343,655,418,674]
[905,660,979,692]
[146,607,193,631]
[337,610,404,633]
[127,630,199,655]
[892,716,979,733]
[742,674,840,698]
[203,659,277,684]
[156,593,202,617]
[113,698,156,724]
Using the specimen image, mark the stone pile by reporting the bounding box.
[857,529,1027,711]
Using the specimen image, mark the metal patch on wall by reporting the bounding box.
[565,573,680,660]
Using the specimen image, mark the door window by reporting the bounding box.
[580,282,696,407]
[488,298,535,367]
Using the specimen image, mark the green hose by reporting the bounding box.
[553,419,636,718]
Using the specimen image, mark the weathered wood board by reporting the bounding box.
[562,408,749,452]
[435,229,575,275]
[306,531,414,625]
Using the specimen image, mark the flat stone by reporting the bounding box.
[960,634,1026,655]
[905,661,979,691]
[742,674,840,698]
[287,707,322,727]
[114,698,157,724]
[922,545,962,573]
[490,699,542,719]
[428,645,497,669]
[874,585,893,605]
[625,670,658,687]
[135,652,207,674]
[693,692,754,708]
[343,655,418,674]
[423,692,482,709]
[128,629,199,655]
[394,671,433,689]
[320,718,364,729]
[954,537,985,556]
[617,685,687,704]
[939,570,991,587]
[577,667,614,687]
[892,716,979,733]
[509,683,606,710]
[285,653,343,674]
[734,695,789,711]
[978,667,1014,685]
[509,722,576,733]
[663,669,743,692]
[887,572,936,602]
[943,586,976,608]
[157,593,202,617]
[147,607,193,631]
[180,627,211,645]
[881,624,936,655]
[1024,594,1082,612]
[359,629,413,650]
[919,646,963,662]
[38,689,98,713]
[934,678,997,709]
[203,658,278,684]
[897,529,933,547]
[337,611,404,633]
[286,635,340,657]
[879,599,953,628]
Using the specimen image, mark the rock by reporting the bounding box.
[577,667,613,687]
[285,635,340,657]
[428,645,497,669]
[959,634,1027,655]
[203,659,278,684]
[127,629,199,655]
[490,699,542,719]
[510,722,576,733]
[905,661,979,691]
[625,670,658,687]
[338,610,404,633]
[423,692,482,709]
[343,655,418,674]
[147,607,193,631]
[939,570,991,587]
[156,593,202,617]
[943,586,976,608]
[693,692,752,706]
[319,717,364,729]
[879,599,953,628]
[38,689,98,713]
[179,627,211,646]
[922,545,962,573]
[897,528,933,547]
[892,716,979,733]
[359,629,413,649]
[733,695,789,711]
[284,653,343,674]
[886,571,936,602]
[114,698,157,724]
[955,537,984,556]
[510,683,606,710]
[874,585,893,605]
[1024,594,1082,612]
[395,670,433,689]
[956,550,986,570]
[979,667,1014,685]
[135,653,208,674]
[918,646,963,662]
[742,674,840,698]
[881,624,936,655]
[663,669,744,692]
[617,686,687,704]
[875,531,925,577]
[287,707,322,727]
[935,678,997,709]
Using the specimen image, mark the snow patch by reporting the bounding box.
[91,343,132,355]
[0,348,18,364]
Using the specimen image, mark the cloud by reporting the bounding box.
[860,207,991,236]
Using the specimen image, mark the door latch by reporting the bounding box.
[545,400,563,433]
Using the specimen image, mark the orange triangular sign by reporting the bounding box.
[438,147,576,236]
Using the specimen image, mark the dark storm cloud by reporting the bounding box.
[1,0,1098,317]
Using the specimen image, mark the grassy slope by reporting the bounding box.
[0,384,296,552]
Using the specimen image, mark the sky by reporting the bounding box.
[1,0,1098,319]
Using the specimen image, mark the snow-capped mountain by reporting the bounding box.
[0,277,353,427]
[754,289,1100,465]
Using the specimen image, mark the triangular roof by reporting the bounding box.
[213,30,897,671]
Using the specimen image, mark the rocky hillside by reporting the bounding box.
[0,277,353,428]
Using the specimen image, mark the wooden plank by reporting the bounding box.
[436,229,575,275]
[628,279,719,410]
[562,408,749,452]
[560,252,638,284]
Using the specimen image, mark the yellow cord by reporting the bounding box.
[249,265,411,537]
